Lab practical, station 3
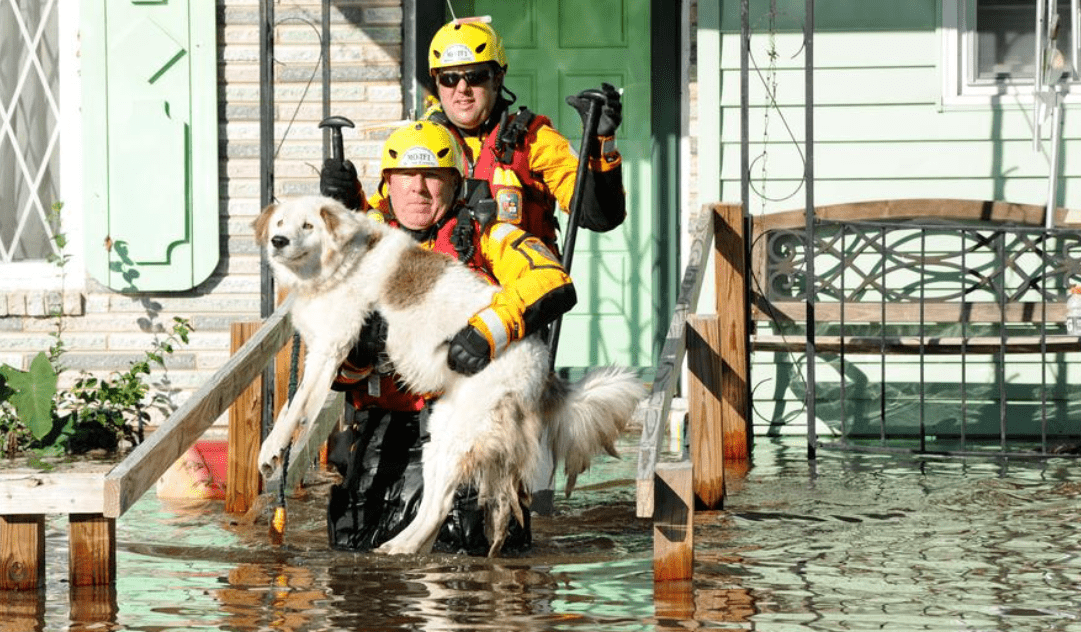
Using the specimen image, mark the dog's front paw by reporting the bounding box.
[258,435,286,480]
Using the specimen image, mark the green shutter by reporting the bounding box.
[82,0,218,292]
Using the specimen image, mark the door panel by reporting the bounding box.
[451,0,653,369]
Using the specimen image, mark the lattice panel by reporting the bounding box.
[0,0,60,263]
[762,220,1081,307]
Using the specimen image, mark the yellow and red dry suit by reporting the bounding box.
[330,203,576,412]
[368,99,625,255]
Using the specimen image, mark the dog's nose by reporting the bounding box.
[271,235,289,249]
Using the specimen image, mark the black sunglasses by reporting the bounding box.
[436,67,494,88]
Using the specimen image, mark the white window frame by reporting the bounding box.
[942,0,1081,107]
[0,3,84,292]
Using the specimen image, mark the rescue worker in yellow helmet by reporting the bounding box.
[320,17,626,256]
[325,120,577,553]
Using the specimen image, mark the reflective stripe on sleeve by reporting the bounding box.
[475,307,511,353]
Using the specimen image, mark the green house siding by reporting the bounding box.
[82,0,219,292]
[711,0,1081,435]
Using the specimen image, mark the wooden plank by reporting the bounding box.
[687,315,724,510]
[753,300,1068,324]
[69,514,114,587]
[226,322,263,514]
[653,461,694,582]
[751,199,1069,235]
[637,205,716,518]
[264,391,344,492]
[103,298,295,519]
[714,204,751,462]
[0,514,44,590]
[753,334,1081,354]
[0,469,108,515]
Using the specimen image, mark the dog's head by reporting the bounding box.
[253,196,367,287]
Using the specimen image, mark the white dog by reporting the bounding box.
[253,195,645,556]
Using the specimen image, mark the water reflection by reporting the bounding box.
[18,434,1081,630]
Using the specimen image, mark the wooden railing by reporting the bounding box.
[1,296,342,588]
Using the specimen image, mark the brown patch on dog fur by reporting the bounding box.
[384,248,449,309]
[252,203,277,245]
[319,203,341,239]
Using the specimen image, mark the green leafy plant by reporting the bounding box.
[0,202,194,458]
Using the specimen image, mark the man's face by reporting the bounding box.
[386,168,459,231]
[434,63,501,132]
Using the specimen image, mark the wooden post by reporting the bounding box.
[70,585,118,626]
[654,579,695,629]
[0,588,43,627]
[69,514,115,586]
[0,514,44,590]
[714,204,751,461]
[227,322,264,514]
[687,314,725,509]
[653,461,693,582]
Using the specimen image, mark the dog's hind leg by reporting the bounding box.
[377,400,469,555]
[377,456,460,555]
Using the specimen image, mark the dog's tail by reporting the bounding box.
[542,366,646,496]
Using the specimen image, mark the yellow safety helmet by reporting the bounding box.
[428,19,508,74]
[380,120,467,178]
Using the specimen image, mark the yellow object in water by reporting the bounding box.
[269,505,287,545]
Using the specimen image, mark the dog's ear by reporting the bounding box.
[320,200,361,246]
[253,203,277,245]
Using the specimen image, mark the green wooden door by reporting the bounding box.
[449,0,653,370]
[82,0,218,292]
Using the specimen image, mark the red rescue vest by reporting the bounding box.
[460,111,561,254]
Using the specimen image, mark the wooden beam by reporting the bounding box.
[751,198,1075,234]
[714,204,751,462]
[753,300,1071,325]
[0,514,44,590]
[0,468,109,515]
[753,334,1081,355]
[687,315,724,509]
[653,461,694,582]
[637,205,717,518]
[226,322,264,514]
[103,298,295,519]
[69,514,115,587]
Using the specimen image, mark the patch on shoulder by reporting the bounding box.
[385,247,449,309]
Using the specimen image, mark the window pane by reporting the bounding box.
[976,0,1073,82]
[0,1,60,263]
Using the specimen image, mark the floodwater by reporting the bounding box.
[12,432,1081,631]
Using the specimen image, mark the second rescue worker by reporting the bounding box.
[321,17,627,254]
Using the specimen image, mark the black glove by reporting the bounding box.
[347,311,388,368]
[447,325,492,376]
[566,82,622,137]
[320,158,361,209]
